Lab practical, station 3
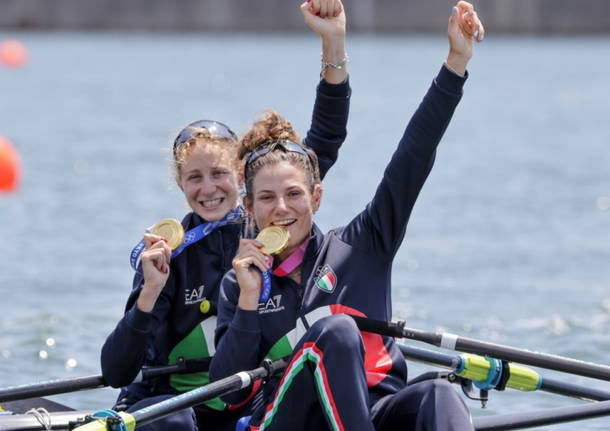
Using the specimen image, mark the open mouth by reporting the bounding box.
[200,197,224,208]
[271,219,296,227]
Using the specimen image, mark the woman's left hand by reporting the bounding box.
[446,1,485,76]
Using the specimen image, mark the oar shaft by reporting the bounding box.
[395,324,610,382]
[132,359,286,429]
[0,375,106,402]
[473,400,610,430]
[0,360,205,402]
[133,372,256,426]
[540,378,610,402]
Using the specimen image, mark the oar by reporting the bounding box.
[399,344,610,402]
[72,358,287,431]
[0,358,210,403]
[473,399,610,430]
[350,316,610,382]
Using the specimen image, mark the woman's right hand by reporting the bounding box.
[232,239,270,310]
[301,0,347,84]
[137,233,172,313]
[301,0,345,39]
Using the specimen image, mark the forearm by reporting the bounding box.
[321,35,348,83]
[210,308,261,404]
[343,65,466,256]
[101,306,154,388]
[304,75,351,179]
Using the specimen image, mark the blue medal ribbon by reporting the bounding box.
[129,206,246,271]
[259,269,272,303]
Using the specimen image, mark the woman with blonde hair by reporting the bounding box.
[101,1,350,430]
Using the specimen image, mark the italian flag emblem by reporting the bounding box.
[315,265,337,293]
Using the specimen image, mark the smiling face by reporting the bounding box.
[178,144,240,222]
[247,161,322,259]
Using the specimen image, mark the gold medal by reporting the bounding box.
[256,226,290,255]
[151,218,185,251]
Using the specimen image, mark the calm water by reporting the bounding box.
[1,32,609,430]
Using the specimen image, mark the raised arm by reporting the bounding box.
[340,2,484,257]
[300,0,351,179]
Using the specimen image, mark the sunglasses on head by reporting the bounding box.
[245,139,314,170]
[173,120,238,156]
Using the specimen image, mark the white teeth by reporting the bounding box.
[202,198,223,208]
[272,219,295,226]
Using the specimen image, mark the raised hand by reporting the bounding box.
[300,0,345,39]
[301,0,348,83]
[137,233,172,312]
[446,1,485,76]
[232,239,270,310]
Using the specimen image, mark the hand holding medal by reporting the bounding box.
[136,219,182,313]
[255,226,291,304]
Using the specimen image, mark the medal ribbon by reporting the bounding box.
[259,239,309,302]
[129,206,246,271]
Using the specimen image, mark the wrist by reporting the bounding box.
[238,292,260,311]
[321,36,346,63]
[445,51,469,77]
[137,283,161,312]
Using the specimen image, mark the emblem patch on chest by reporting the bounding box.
[184,285,205,305]
[314,264,337,293]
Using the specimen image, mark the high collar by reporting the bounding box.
[304,223,325,261]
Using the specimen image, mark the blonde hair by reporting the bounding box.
[239,110,320,200]
[172,128,240,184]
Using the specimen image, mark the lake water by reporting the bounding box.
[1,32,609,430]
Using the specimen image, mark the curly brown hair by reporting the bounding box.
[239,110,320,200]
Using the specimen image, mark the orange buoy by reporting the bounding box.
[0,40,28,67]
[0,137,21,192]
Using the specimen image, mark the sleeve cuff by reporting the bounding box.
[125,305,154,333]
[231,308,260,333]
[318,76,351,98]
[436,64,468,95]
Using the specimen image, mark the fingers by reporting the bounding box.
[449,2,484,43]
[143,233,165,249]
[471,11,485,42]
[454,2,484,42]
[333,0,343,17]
[233,239,270,273]
[142,240,172,274]
[304,0,341,18]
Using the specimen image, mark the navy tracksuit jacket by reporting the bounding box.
[100,78,351,430]
[211,65,473,431]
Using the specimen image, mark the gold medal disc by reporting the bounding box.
[151,218,185,251]
[256,226,290,255]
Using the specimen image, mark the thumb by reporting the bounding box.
[448,6,458,25]
[447,6,459,35]
[300,1,313,18]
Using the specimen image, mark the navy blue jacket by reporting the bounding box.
[211,65,466,405]
[100,78,351,406]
